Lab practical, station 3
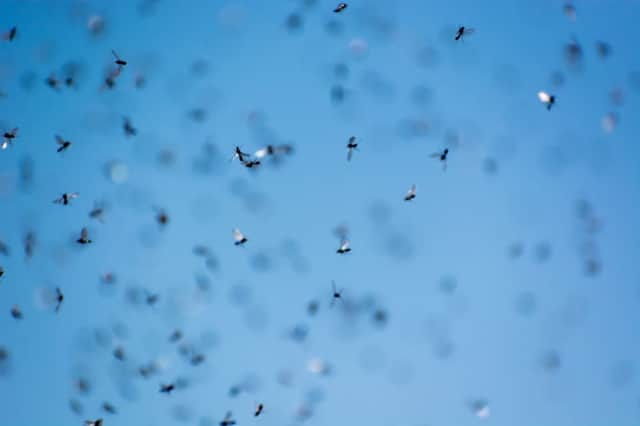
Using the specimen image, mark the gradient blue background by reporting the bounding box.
[1,0,640,425]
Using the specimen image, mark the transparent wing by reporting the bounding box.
[255,147,268,159]
[340,240,350,251]
[347,149,353,161]
[81,227,89,239]
[55,135,65,145]
[538,91,551,103]
[68,192,79,199]
[233,228,245,242]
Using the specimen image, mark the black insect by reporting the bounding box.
[54,192,79,205]
[430,148,449,170]
[220,411,236,426]
[112,49,127,67]
[538,91,556,110]
[330,280,343,307]
[242,159,261,168]
[346,136,358,161]
[336,239,351,254]
[102,402,117,414]
[0,266,4,278]
[160,383,175,394]
[55,135,72,152]
[54,287,64,313]
[145,290,159,306]
[255,403,264,417]
[10,305,22,319]
[404,184,417,201]
[155,207,169,226]
[77,227,92,244]
[2,26,17,42]
[455,26,475,41]
[45,73,59,90]
[123,116,137,136]
[84,419,103,426]
[231,146,250,163]
[334,2,347,13]
[2,127,18,150]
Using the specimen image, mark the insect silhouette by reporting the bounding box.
[330,280,343,307]
[231,146,250,163]
[54,287,64,313]
[404,184,417,201]
[123,116,137,136]
[10,305,22,319]
[55,135,72,152]
[538,91,556,110]
[45,73,59,90]
[54,192,79,205]
[430,148,449,170]
[334,2,347,13]
[2,26,17,42]
[346,136,358,161]
[84,419,103,426]
[220,411,236,426]
[160,383,175,394]
[2,128,18,150]
[336,239,351,254]
[233,228,248,246]
[242,159,261,169]
[254,403,264,416]
[102,402,117,414]
[154,207,169,227]
[89,202,107,223]
[112,49,127,67]
[77,227,92,244]
[455,26,475,41]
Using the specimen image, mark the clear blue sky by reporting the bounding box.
[1,1,640,425]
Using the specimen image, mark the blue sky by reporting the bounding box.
[1,1,640,425]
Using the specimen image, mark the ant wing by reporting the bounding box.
[442,161,448,172]
[464,28,476,34]
[537,91,551,103]
[429,152,441,158]
[233,228,245,242]
[55,135,65,145]
[81,227,89,239]
[69,192,80,199]
[255,147,268,159]
[111,49,121,60]
[347,149,353,162]
[340,240,350,251]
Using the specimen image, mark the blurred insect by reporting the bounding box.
[596,41,611,59]
[191,353,206,366]
[24,231,35,258]
[54,192,79,205]
[469,399,490,419]
[113,346,125,361]
[233,228,248,246]
[89,202,107,223]
[220,411,236,426]
[134,74,146,89]
[563,2,576,21]
[537,91,556,110]
[404,184,417,201]
[254,403,264,417]
[45,73,59,90]
[0,266,4,278]
[307,300,319,316]
[154,207,169,226]
[330,280,343,306]
[100,272,116,285]
[84,419,103,426]
[242,159,261,169]
[69,398,83,415]
[346,136,358,161]
[2,26,17,41]
[55,135,72,152]
[102,67,122,90]
[160,383,175,394]
[334,2,347,13]
[77,227,92,244]
[62,62,81,87]
[0,240,9,256]
[10,305,22,319]
[564,37,583,66]
[336,239,351,254]
[102,402,117,414]
[455,26,474,41]
[430,148,449,170]
[123,116,137,136]
[231,146,250,163]
[602,112,618,133]
[112,49,127,67]
[2,128,18,150]
[145,290,159,306]
[54,287,64,313]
